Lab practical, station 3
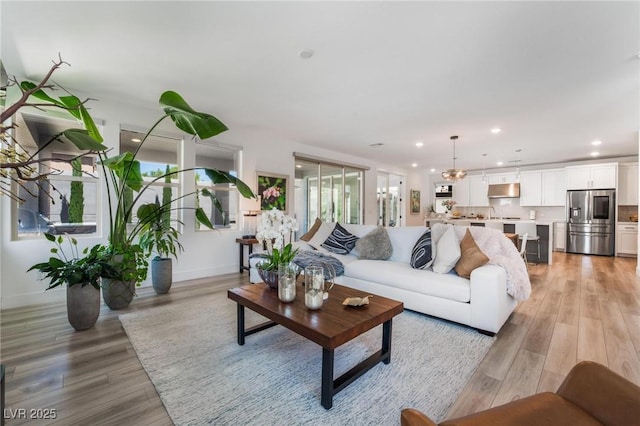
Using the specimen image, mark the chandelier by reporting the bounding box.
[441,135,467,182]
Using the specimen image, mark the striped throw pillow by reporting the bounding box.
[321,223,359,255]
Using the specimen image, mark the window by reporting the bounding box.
[119,129,180,228]
[194,143,240,230]
[294,157,364,234]
[12,113,100,238]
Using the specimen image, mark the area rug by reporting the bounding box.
[119,291,494,425]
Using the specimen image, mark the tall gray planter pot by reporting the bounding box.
[151,257,172,294]
[67,283,100,331]
[101,278,136,310]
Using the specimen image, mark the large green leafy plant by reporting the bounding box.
[27,233,118,290]
[99,91,255,283]
[138,196,183,260]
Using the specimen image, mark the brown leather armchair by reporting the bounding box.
[401,361,640,426]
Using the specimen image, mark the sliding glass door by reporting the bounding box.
[295,159,363,234]
[377,172,403,227]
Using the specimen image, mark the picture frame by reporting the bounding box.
[257,171,289,213]
[410,189,420,214]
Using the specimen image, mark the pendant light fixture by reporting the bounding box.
[441,135,467,182]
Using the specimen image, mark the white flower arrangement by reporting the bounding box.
[255,208,299,270]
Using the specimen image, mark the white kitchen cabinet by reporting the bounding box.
[616,223,638,256]
[452,179,470,206]
[554,222,566,252]
[519,169,565,206]
[488,173,518,184]
[618,163,638,206]
[541,169,566,206]
[519,172,541,206]
[468,175,489,206]
[565,163,617,190]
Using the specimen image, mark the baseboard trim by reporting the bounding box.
[1,287,66,309]
[1,264,237,309]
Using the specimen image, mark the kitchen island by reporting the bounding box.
[425,217,556,265]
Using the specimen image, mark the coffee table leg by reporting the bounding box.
[321,348,334,409]
[237,304,246,345]
[382,319,392,364]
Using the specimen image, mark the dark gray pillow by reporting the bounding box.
[321,223,359,255]
[411,229,435,269]
[355,226,393,260]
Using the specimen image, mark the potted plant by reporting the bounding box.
[254,208,300,288]
[27,234,118,331]
[138,196,183,294]
[96,91,255,309]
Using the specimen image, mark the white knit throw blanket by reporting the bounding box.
[431,223,531,301]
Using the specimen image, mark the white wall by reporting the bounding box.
[0,90,409,309]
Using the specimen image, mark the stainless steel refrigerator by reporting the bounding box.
[566,189,615,256]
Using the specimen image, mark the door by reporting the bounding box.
[377,172,403,227]
[567,190,589,224]
[590,190,615,224]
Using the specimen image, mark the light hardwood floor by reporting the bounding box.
[1,252,640,424]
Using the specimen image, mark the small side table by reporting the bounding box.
[236,238,259,273]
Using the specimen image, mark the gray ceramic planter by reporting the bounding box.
[67,283,100,331]
[102,278,136,310]
[151,258,172,294]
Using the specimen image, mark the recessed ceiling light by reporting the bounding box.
[429,168,436,173]
[590,151,600,157]
[299,49,314,59]
[496,161,504,166]
[491,128,501,134]
[295,164,302,168]
[415,141,424,147]
[131,138,141,143]
[411,163,418,168]
[591,140,602,146]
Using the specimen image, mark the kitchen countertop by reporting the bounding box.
[432,218,560,226]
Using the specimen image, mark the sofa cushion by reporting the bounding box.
[321,223,359,255]
[386,226,429,263]
[355,226,393,260]
[433,226,461,274]
[307,222,336,249]
[342,223,377,238]
[410,229,435,269]
[455,229,490,278]
[299,218,322,242]
[345,260,471,303]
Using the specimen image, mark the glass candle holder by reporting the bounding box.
[278,263,297,303]
[304,265,325,310]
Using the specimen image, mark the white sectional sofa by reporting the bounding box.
[249,223,520,335]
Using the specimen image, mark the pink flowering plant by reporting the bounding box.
[255,208,299,271]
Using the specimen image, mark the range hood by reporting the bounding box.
[487,183,520,198]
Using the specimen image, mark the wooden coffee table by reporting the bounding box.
[227,282,404,409]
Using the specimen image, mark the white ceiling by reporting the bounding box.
[2,1,639,174]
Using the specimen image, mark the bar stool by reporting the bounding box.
[515,222,540,263]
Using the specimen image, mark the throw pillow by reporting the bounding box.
[355,226,393,260]
[321,223,359,255]
[432,226,461,274]
[410,229,435,269]
[299,218,322,242]
[455,229,490,279]
[307,222,337,249]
